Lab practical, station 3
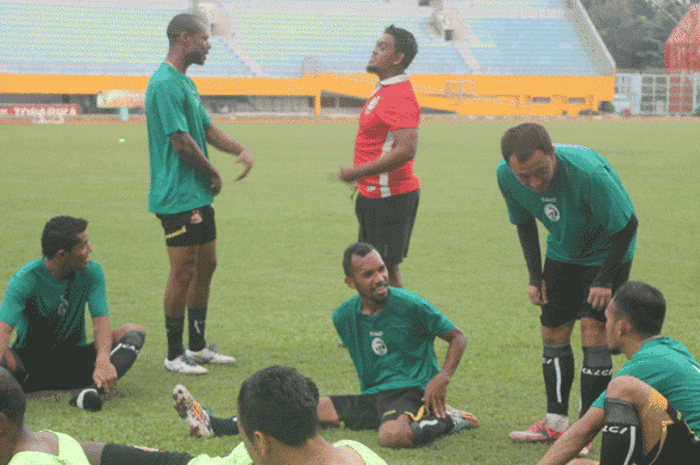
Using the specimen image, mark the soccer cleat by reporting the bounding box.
[173,384,214,438]
[163,354,209,375]
[445,405,480,434]
[69,388,103,412]
[508,417,566,443]
[185,343,236,365]
[578,441,593,458]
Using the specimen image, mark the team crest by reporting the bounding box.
[365,95,380,114]
[372,337,387,356]
[544,203,560,222]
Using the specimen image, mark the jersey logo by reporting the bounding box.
[58,295,69,316]
[372,337,387,356]
[544,203,560,222]
[365,95,380,114]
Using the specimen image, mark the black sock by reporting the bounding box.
[188,307,207,352]
[101,443,192,465]
[211,415,239,436]
[599,398,641,464]
[111,330,145,378]
[580,345,613,418]
[542,342,574,416]
[166,316,185,361]
[408,416,453,446]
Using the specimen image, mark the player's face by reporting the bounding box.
[346,250,390,305]
[67,231,91,271]
[508,149,556,194]
[185,24,211,66]
[366,34,402,75]
[605,300,622,355]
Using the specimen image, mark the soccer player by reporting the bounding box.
[536,281,700,464]
[497,123,638,447]
[146,13,253,374]
[337,25,420,288]
[0,216,145,412]
[80,366,389,465]
[176,243,479,449]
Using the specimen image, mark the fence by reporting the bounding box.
[616,71,700,116]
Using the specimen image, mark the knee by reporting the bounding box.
[605,375,649,406]
[171,258,197,284]
[377,423,412,449]
[199,255,217,276]
[118,325,146,349]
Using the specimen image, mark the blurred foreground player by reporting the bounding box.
[146,13,253,374]
[497,123,638,448]
[536,282,700,465]
[337,25,420,288]
[0,216,145,412]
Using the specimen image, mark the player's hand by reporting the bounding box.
[587,286,612,311]
[235,148,253,181]
[422,372,450,418]
[528,280,548,306]
[337,164,357,183]
[93,359,118,393]
[210,169,222,196]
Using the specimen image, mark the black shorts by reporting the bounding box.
[355,190,419,268]
[540,258,632,328]
[329,387,425,431]
[156,204,216,247]
[645,418,700,465]
[14,344,97,393]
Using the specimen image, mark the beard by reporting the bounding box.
[366,64,378,73]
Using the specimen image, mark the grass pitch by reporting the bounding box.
[0,118,698,464]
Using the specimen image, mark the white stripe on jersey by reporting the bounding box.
[379,131,394,198]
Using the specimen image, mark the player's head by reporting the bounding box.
[367,25,417,75]
[166,13,210,66]
[42,216,89,264]
[501,123,557,194]
[0,368,26,431]
[342,242,389,304]
[237,365,320,461]
[605,281,666,354]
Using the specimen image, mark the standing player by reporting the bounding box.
[146,13,253,374]
[497,123,638,448]
[337,25,420,288]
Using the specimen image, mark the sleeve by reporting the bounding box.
[86,263,109,318]
[151,80,189,137]
[413,297,455,337]
[377,88,419,131]
[200,100,212,129]
[497,162,534,225]
[0,272,31,329]
[584,166,634,235]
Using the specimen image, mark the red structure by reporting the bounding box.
[665,4,700,113]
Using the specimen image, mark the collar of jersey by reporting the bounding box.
[378,74,409,88]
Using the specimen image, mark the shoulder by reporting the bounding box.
[81,261,105,282]
[6,259,44,289]
[496,159,513,180]
[332,296,361,324]
[554,145,609,174]
[388,288,435,312]
[333,440,387,465]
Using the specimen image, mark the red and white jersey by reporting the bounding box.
[354,74,420,199]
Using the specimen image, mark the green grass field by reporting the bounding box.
[0,118,698,464]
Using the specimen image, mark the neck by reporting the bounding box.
[624,334,661,360]
[164,52,188,74]
[43,258,72,281]
[1,424,30,465]
[375,69,402,82]
[276,435,343,465]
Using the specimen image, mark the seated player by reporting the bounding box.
[536,281,700,465]
[80,365,388,465]
[0,216,145,412]
[174,242,479,449]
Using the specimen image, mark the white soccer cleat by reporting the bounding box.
[185,343,236,365]
[173,384,214,438]
[163,354,209,375]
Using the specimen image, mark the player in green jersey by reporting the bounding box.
[146,13,253,375]
[497,123,638,450]
[537,281,700,464]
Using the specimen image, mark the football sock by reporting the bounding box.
[187,307,207,352]
[542,342,574,417]
[599,397,640,464]
[166,316,185,361]
[580,345,613,418]
[210,415,239,436]
[110,330,146,378]
[101,443,193,465]
[69,388,102,412]
[409,416,453,446]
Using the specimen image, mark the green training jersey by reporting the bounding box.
[187,439,388,465]
[332,287,455,395]
[497,144,636,266]
[9,431,91,465]
[0,258,109,351]
[592,337,700,432]
[146,63,213,215]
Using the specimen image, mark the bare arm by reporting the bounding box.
[205,125,253,181]
[537,407,604,465]
[92,315,117,393]
[170,130,222,195]
[0,322,14,368]
[338,128,418,182]
[423,326,467,418]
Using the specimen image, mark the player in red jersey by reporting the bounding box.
[337,25,420,288]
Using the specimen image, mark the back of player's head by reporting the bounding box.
[237,365,320,448]
[0,368,25,425]
[501,123,554,163]
[167,13,205,45]
[612,281,666,336]
[342,242,377,277]
[384,25,418,71]
[41,216,88,259]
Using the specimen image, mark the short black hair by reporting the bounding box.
[0,368,25,424]
[342,242,376,277]
[612,281,666,336]
[167,13,205,45]
[41,216,88,259]
[384,25,418,71]
[501,123,554,163]
[237,366,320,448]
